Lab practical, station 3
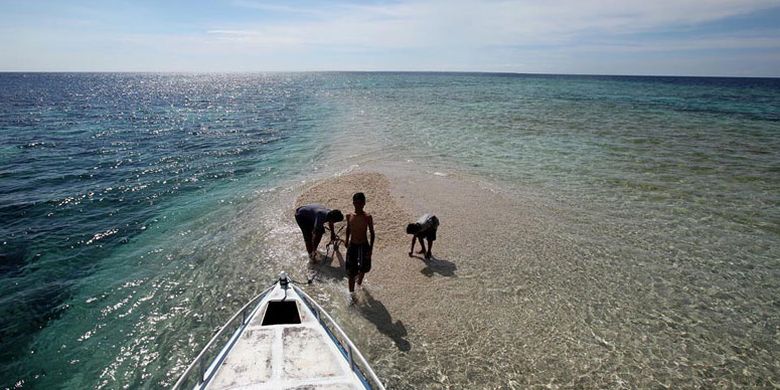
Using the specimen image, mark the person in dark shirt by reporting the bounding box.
[295,204,343,261]
[406,214,439,260]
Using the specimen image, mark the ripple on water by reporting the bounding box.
[2,73,779,388]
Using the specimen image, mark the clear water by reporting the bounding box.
[1,73,778,388]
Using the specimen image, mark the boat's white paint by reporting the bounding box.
[203,281,368,390]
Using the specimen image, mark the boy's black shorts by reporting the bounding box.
[417,228,437,242]
[346,243,372,277]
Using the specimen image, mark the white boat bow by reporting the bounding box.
[173,272,385,390]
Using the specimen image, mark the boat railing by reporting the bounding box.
[293,285,387,390]
[171,285,274,390]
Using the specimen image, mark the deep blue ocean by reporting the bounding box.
[1,73,778,388]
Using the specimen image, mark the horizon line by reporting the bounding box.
[0,70,778,79]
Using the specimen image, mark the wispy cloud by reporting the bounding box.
[574,31,780,53]
[1,0,779,74]
[210,0,780,50]
[229,0,331,17]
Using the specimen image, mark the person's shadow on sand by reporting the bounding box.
[357,289,411,352]
[411,255,457,278]
[310,245,346,282]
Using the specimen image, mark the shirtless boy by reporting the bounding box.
[345,192,375,293]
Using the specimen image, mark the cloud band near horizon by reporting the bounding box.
[1,0,779,76]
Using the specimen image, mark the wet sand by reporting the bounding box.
[292,166,600,389]
[289,162,775,389]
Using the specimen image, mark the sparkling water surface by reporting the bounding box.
[1,73,778,388]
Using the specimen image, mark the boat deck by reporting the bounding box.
[205,287,366,390]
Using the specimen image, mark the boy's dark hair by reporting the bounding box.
[326,209,344,222]
[352,192,366,202]
[406,223,421,235]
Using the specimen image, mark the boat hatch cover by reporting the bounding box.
[261,300,301,325]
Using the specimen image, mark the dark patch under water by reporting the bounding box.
[0,73,328,384]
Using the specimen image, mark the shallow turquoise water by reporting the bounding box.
[1,73,778,388]
[0,73,333,387]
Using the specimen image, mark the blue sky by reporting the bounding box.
[1,0,779,76]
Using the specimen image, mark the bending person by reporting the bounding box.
[407,213,439,260]
[295,204,344,261]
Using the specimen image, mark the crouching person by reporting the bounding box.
[407,214,439,260]
[295,204,344,261]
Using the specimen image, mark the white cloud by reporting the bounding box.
[573,32,780,53]
[212,0,780,50]
[2,0,779,73]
